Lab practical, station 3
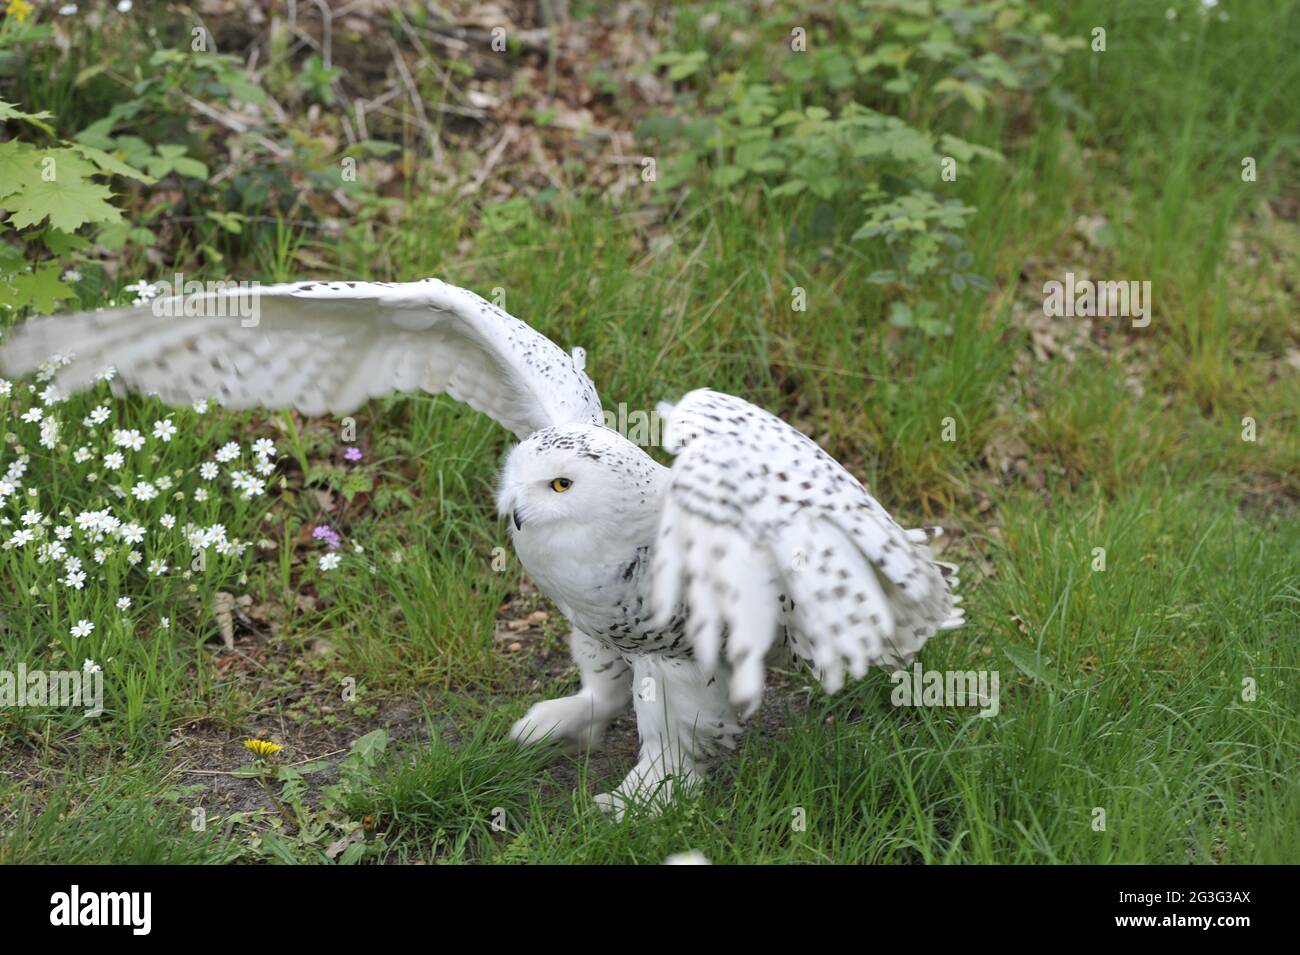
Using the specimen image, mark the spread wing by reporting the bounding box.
[650,389,963,714]
[0,278,602,438]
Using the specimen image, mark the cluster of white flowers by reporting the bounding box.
[124,280,161,305]
[0,452,29,504]
[1,354,279,662]
[217,436,278,500]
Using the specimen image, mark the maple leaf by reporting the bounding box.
[1,265,77,314]
[5,174,122,233]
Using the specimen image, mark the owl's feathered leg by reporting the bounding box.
[510,629,631,751]
[593,656,741,820]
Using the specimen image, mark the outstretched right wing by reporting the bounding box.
[0,278,603,438]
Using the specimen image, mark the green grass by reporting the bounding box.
[1,0,1296,864]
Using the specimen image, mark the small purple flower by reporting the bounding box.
[312,525,342,550]
[344,447,362,462]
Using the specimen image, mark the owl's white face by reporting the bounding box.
[496,425,667,539]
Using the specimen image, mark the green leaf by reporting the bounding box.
[171,157,209,179]
[66,142,157,184]
[42,228,90,255]
[1003,646,1061,688]
[144,145,209,180]
[0,141,37,199]
[20,266,79,313]
[338,841,367,865]
[17,270,77,311]
[148,50,187,67]
[933,78,988,113]
[888,301,913,328]
[663,51,707,81]
[72,117,119,150]
[205,211,245,234]
[711,166,746,188]
[95,220,156,250]
[5,174,121,233]
[939,134,1004,165]
[0,100,55,135]
[349,729,388,764]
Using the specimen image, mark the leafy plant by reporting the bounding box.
[640,0,1078,326]
[0,101,154,312]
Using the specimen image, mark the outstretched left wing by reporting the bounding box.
[0,278,601,438]
[650,389,962,714]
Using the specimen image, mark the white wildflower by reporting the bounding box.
[39,417,59,449]
[112,429,145,451]
[131,482,158,502]
[38,540,67,563]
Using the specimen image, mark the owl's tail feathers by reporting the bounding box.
[905,526,966,631]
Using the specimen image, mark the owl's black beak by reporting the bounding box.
[513,508,524,531]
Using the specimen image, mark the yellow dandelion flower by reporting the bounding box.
[243,738,283,758]
[5,0,34,23]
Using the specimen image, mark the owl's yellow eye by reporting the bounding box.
[550,477,573,493]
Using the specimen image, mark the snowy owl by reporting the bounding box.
[0,279,963,817]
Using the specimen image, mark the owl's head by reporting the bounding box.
[497,424,665,535]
